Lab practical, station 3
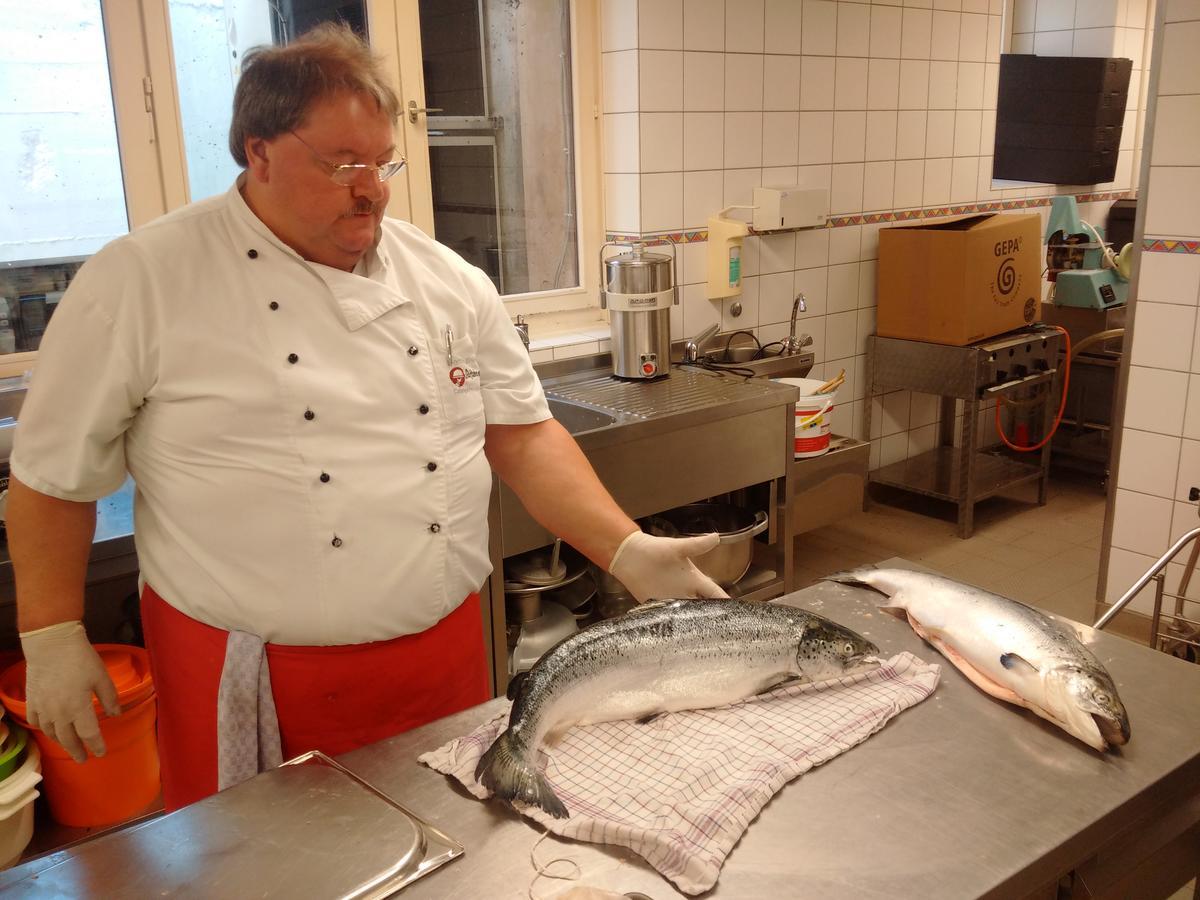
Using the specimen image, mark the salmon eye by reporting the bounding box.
[843,642,854,654]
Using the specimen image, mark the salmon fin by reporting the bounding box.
[505,671,529,702]
[906,613,1026,705]
[475,730,569,819]
[822,567,888,596]
[1000,652,1038,673]
[878,604,908,620]
[635,711,668,725]
[751,675,800,699]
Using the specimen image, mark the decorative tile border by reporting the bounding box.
[607,190,1135,245]
[1143,238,1200,254]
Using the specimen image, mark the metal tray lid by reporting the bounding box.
[0,751,462,899]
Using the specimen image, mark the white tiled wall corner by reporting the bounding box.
[1117,428,1183,499]
[1157,20,1200,96]
[1144,168,1200,238]
[605,173,640,233]
[1111,488,1175,557]
[601,0,639,52]
[1150,95,1200,167]
[1122,366,1189,436]
[1128,300,1197,372]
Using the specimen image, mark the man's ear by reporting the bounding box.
[244,136,271,183]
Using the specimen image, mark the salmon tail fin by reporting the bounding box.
[474,730,569,819]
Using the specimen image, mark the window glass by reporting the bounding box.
[420,0,580,296]
[166,1,368,203]
[0,2,129,353]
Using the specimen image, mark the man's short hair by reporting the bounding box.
[228,23,400,167]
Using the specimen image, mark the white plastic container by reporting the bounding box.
[775,377,841,458]
[0,740,41,870]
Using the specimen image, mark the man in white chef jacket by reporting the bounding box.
[5,24,723,811]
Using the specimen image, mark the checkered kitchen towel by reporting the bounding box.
[420,652,939,895]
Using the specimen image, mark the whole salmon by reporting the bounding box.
[475,599,880,818]
[827,567,1129,751]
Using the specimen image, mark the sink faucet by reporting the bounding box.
[514,314,530,352]
[782,293,807,355]
[683,323,720,364]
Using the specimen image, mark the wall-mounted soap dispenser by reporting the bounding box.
[706,207,751,300]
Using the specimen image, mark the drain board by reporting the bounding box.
[546,370,784,420]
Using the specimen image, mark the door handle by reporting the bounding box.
[407,100,445,123]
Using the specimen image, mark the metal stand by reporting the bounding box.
[865,329,1062,538]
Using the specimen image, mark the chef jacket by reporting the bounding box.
[11,178,551,645]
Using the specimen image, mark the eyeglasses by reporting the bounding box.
[289,131,406,185]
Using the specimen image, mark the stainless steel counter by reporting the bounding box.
[7,560,1199,899]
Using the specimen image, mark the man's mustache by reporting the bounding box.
[348,199,382,216]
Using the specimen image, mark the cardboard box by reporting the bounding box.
[877,213,1042,346]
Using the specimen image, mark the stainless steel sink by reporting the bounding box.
[701,348,815,380]
[546,396,618,435]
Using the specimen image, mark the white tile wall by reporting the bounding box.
[600,0,1153,490]
[1104,9,1200,616]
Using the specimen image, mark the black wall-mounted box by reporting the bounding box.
[993,55,1133,185]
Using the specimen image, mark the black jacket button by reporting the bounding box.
[319,472,330,483]
[287,353,299,364]
[247,249,258,259]
[418,404,430,415]
[429,523,441,534]
[426,461,438,472]
[269,301,279,310]
[407,346,419,356]
[331,535,343,548]
[304,409,315,421]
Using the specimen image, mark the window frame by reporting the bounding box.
[391,0,604,316]
[2,0,602,379]
[0,0,180,379]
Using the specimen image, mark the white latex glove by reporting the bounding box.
[607,530,728,603]
[19,621,120,763]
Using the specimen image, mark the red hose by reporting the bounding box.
[995,325,1071,453]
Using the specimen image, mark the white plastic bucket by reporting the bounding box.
[0,739,41,870]
[776,377,840,458]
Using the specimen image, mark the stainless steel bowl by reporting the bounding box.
[652,503,769,587]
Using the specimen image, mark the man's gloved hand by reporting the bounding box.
[607,530,729,603]
[19,621,120,763]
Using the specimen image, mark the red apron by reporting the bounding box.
[140,585,489,811]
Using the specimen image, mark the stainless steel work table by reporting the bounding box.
[2,560,1198,898]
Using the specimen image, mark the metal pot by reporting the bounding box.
[652,503,769,587]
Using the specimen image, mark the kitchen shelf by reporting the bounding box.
[871,447,1043,504]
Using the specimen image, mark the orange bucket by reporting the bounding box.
[0,645,160,827]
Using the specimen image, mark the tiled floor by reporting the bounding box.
[792,469,1118,633]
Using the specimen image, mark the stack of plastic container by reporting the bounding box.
[0,705,42,869]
